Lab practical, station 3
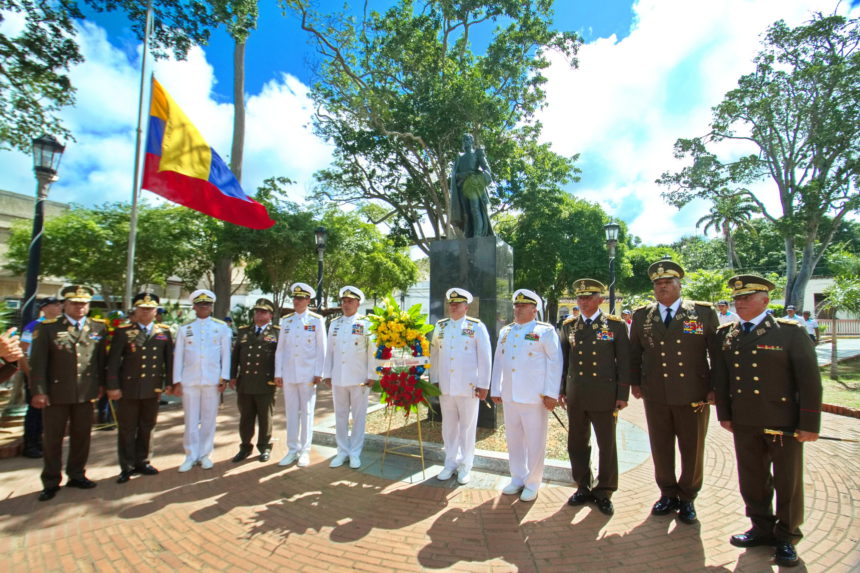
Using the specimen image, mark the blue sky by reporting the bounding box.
[0,0,855,245]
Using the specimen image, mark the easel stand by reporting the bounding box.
[380,406,426,479]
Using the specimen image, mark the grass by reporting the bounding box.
[821,355,860,410]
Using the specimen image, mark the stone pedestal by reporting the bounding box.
[428,236,514,429]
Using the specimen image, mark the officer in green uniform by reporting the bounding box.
[29,285,108,501]
[560,279,630,516]
[107,292,174,483]
[713,275,821,568]
[230,298,279,463]
[629,261,720,524]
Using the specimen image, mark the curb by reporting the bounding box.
[822,403,860,419]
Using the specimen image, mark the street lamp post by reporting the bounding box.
[21,135,65,328]
[314,227,327,310]
[604,220,621,316]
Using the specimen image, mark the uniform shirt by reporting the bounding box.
[322,314,376,386]
[785,314,807,329]
[275,310,326,383]
[713,314,822,432]
[717,310,739,325]
[804,317,819,336]
[490,319,562,404]
[231,322,279,393]
[429,315,492,396]
[173,317,232,385]
[107,322,174,398]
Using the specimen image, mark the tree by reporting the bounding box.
[681,269,733,303]
[1,0,214,151]
[283,0,580,253]
[669,235,726,274]
[4,202,212,307]
[819,250,860,381]
[495,193,627,320]
[694,193,758,269]
[659,13,860,310]
[621,246,681,296]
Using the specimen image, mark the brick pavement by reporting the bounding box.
[1,387,858,572]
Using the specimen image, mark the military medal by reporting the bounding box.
[525,333,540,341]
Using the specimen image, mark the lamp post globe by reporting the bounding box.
[314,227,327,310]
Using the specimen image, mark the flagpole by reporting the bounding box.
[123,0,154,310]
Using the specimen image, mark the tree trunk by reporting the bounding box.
[723,222,733,270]
[829,317,838,381]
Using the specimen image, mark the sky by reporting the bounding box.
[0,0,856,246]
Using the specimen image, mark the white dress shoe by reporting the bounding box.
[297,453,310,467]
[520,487,539,502]
[349,456,361,469]
[178,458,195,473]
[279,452,298,466]
[437,467,455,481]
[199,456,214,470]
[329,454,348,468]
[502,482,523,495]
[457,470,471,485]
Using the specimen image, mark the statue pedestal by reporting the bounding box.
[429,236,514,429]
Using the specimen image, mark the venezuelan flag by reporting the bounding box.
[142,77,274,229]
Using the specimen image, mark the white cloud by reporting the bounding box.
[539,0,858,245]
[0,19,332,209]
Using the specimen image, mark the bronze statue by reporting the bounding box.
[450,133,494,238]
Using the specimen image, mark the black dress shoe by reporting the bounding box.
[774,541,799,567]
[133,464,159,475]
[678,500,697,524]
[232,449,252,463]
[116,472,132,484]
[730,530,776,548]
[66,477,97,489]
[22,447,43,459]
[594,497,614,516]
[651,496,680,515]
[38,486,60,501]
[567,489,592,506]
[259,451,271,462]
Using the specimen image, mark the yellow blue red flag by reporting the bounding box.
[142,77,274,229]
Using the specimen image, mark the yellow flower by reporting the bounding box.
[406,329,419,341]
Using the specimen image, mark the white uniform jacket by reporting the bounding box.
[490,320,562,404]
[275,310,327,383]
[322,314,376,386]
[429,316,492,396]
[173,317,232,385]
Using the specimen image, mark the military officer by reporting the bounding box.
[275,282,326,468]
[230,298,279,463]
[29,285,108,501]
[560,279,630,515]
[322,286,376,469]
[713,275,821,568]
[629,260,720,524]
[173,289,232,472]
[107,292,174,483]
[430,288,492,485]
[490,288,563,502]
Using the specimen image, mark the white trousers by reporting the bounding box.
[283,382,317,455]
[182,385,220,461]
[332,384,370,458]
[439,394,480,472]
[503,400,549,490]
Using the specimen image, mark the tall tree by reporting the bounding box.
[659,13,860,309]
[283,0,580,253]
[621,245,681,296]
[695,193,758,269]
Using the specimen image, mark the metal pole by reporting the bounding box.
[20,172,56,328]
[608,241,617,315]
[316,249,324,310]
[123,0,154,310]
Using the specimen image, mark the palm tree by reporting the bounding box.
[696,193,759,270]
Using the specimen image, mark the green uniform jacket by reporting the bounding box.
[29,316,107,403]
[106,323,174,398]
[712,315,822,432]
[231,324,279,394]
[560,313,631,411]
[629,299,720,405]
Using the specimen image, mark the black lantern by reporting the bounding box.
[32,134,66,176]
[314,227,327,309]
[604,220,621,315]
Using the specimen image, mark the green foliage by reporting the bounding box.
[695,192,759,269]
[621,246,681,296]
[4,202,213,308]
[658,13,860,307]
[284,0,581,253]
[681,269,733,303]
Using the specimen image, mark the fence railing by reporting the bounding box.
[822,319,860,336]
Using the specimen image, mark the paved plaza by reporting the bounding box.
[1,387,858,572]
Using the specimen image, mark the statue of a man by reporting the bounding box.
[450,133,494,238]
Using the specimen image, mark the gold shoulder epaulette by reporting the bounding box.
[505,322,515,328]
[211,318,226,324]
[776,318,801,326]
[273,325,281,330]
[606,314,622,322]
[356,314,366,320]
[437,317,450,324]
[282,312,295,319]
[157,323,170,329]
[694,301,713,307]
[182,319,196,326]
[717,322,735,330]
[238,325,251,332]
[466,316,482,323]
[634,304,649,312]
[308,311,322,319]
[537,320,553,326]
[116,323,134,329]
[42,318,58,325]
[563,316,576,325]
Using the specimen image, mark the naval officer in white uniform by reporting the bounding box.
[275,283,327,467]
[491,288,563,501]
[173,289,232,472]
[322,286,376,469]
[430,288,492,485]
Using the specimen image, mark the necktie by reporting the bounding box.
[255,327,262,336]
[664,308,673,327]
[75,321,81,331]
[743,322,754,334]
[585,318,592,326]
